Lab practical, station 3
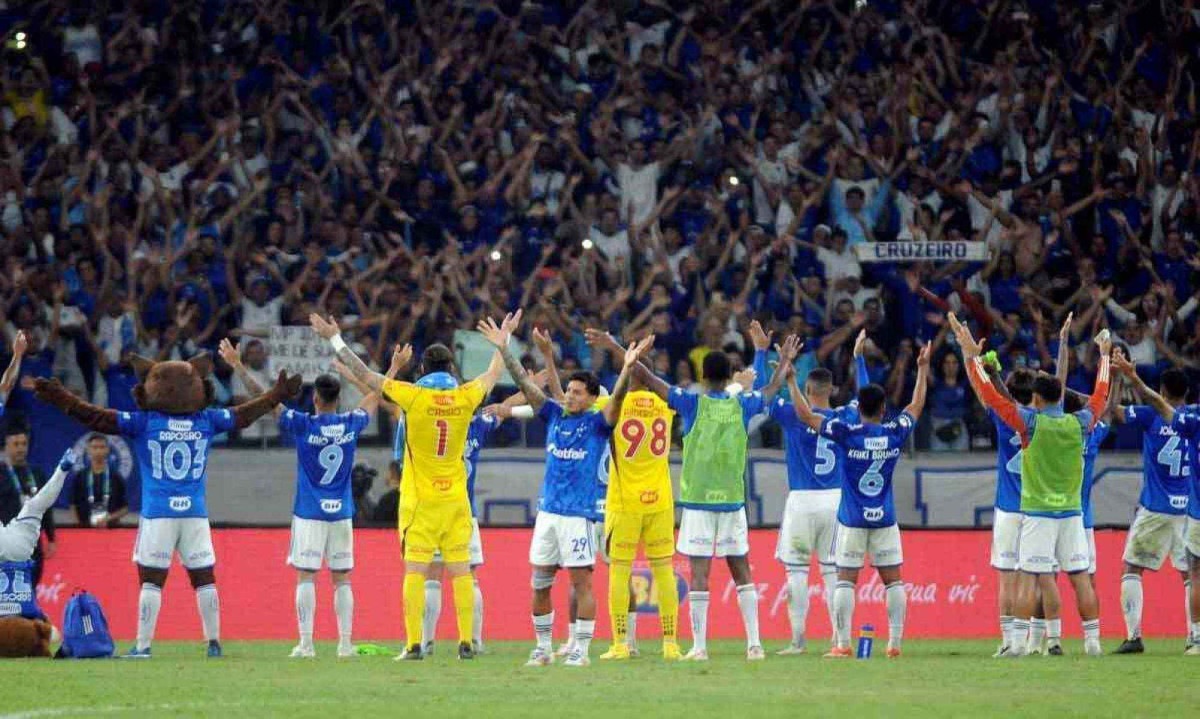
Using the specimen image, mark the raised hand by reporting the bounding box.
[584,328,620,351]
[1094,328,1112,358]
[309,313,341,340]
[853,328,867,358]
[500,309,523,336]
[1110,346,1135,376]
[947,312,982,357]
[531,327,554,355]
[776,334,804,365]
[916,343,932,369]
[748,320,773,352]
[732,367,757,388]
[12,330,27,358]
[476,315,512,348]
[1058,311,1073,344]
[482,403,513,419]
[218,338,241,368]
[388,343,413,376]
[624,335,655,368]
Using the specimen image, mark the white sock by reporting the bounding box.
[472,580,483,646]
[1121,573,1143,640]
[575,619,595,656]
[688,591,710,652]
[195,584,220,642]
[833,581,855,649]
[422,580,442,646]
[1190,621,1200,644]
[296,580,315,649]
[136,583,162,651]
[1046,618,1062,647]
[1082,618,1101,641]
[566,621,577,649]
[533,612,554,651]
[786,567,810,647]
[1029,617,1046,650]
[885,581,906,650]
[736,583,761,649]
[626,612,638,650]
[821,567,838,642]
[1012,618,1030,649]
[1000,615,1014,648]
[334,582,353,645]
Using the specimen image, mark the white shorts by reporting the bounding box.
[775,490,840,567]
[676,508,750,558]
[432,519,485,567]
[133,517,216,570]
[0,517,40,562]
[1186,517,1200,560]
[1122,508,1187,571]
[990,508,1023,571]
[594,520,608,564]
[1087,528,1097,575]
[530,512,596,568]
[288,517,355,572]
[1018,515,1089,574]
[832,523,903,569]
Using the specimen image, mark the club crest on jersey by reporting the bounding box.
[169,496,193,512]
[167,419,194,432]
[320,424,346,438]
[863,506,884,522]
[320,499,344,513]
[640,489,659,505]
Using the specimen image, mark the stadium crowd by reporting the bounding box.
[2,0,1200,463]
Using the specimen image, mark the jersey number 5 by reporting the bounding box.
[621,418,669,458]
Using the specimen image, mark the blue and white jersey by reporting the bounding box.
[989,409,1023,513]
[117,408,236,518]
[279,408,370,521]
[1124,405,1191,515]
[537,401,611,520]
[771,402,858,491]
[1169,410,1200,520]
[821,411,917,529]
[464,414,501,514]
[1082,421,1109,529]
[0,560,40,620]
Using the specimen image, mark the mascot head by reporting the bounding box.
[130,354,215,415]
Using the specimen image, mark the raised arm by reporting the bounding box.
[1111,346,1169,419]
[310,313,388,392]
[903,344,933,419]
[791,382,824,432]
[747,320,772,392]
[1055,312,1073,386]
[762,334,802,402]
[852,328,870,391]
[477,310,544,409]
[531,327,566,403]
[0,330,27,400]
[948,312,1025,435]
[604,336,656,426]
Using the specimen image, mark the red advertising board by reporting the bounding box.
[33,528,1186,642]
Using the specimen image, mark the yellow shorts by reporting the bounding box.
[399,500,473,565]
[604,509,676,562]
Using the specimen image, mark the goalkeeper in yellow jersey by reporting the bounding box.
[310,313,510,661]
[585,329,682,661]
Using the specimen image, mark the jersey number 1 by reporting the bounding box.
[621,418,668,458]
[434,419,449,458]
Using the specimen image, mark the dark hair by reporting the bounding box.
[1006,368,1035,405]
[3,422,29,441]
[702,351,732,384]
[807,368,833,390]
[1033,375,1063,403]
[858,384,886,418]
[567,371,601,398]
[421,343,457,376]
[1063,390,1085,414]
[87,433,108,444]
[1161,368,1189,401]
[314,374,341,404]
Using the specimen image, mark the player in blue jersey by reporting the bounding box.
[0,448,72,624]
[1109,366,1192,654]
[1109,353,1200,655]
[794,343,931,659]
[34,351,301,659]
[477,312,652,667]
[770,328,868,655]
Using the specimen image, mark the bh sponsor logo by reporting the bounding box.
[863,506,884,522]
[320,499,344,513]
[169,496,193,512]
[1171,495,1189,510]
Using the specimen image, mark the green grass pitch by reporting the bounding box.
[1,640,1194,718]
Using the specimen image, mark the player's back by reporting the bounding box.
[383,379,485,505]
[118,408,235,518]
[281,408,369,521]
[989,409,1023,512]
[607,390,674,514]
[773,401,853,492]
[823,412,916,528]
[1125,405,1191,514]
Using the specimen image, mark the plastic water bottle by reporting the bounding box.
[856,624,875,659]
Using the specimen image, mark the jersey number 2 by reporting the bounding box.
[621,418,668,458]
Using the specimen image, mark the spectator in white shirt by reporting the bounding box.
[589,208,632,263]
[226,251,313,339]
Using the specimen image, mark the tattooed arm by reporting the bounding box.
[477,310,547,411]
[309,314,388,392]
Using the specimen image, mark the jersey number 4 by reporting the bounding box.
[147,439,209,481]
[621,417,669,458]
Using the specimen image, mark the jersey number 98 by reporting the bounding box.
[621,418,669,458]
